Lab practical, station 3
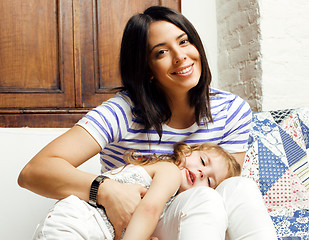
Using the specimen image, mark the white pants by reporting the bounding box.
[153,177,277,240]
[216,177,277,240]
[32,195,113,240]
[33,177,277,240]
[152,186,228,240]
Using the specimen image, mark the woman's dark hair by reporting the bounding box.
[119,6,213,140]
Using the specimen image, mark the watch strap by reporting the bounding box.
[89,175,109,207]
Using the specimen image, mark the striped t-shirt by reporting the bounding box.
[77,88,252,173]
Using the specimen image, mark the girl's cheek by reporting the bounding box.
[178,157,187,168]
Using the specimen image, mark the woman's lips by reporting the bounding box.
[172,64,194,76]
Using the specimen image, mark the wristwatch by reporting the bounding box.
[89,175,109,207]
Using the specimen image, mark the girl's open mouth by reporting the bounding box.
[186,169,196,185]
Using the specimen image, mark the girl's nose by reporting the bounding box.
[198,169,205,179]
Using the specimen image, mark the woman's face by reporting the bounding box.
[147,21,202,97]
[178,150,229,193]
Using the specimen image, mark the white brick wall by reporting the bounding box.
[217,0,262,111]
[216,0,309,111]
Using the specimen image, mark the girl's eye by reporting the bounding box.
[200,157,205,166]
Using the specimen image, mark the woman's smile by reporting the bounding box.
[148,21,202,96]
[172,63,194,77]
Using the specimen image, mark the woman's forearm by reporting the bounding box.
[18,125,101,201]
[18,156,96,201]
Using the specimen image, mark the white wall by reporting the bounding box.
[182,0,218,87]
[0,128,100,239]
[259,0,309,110]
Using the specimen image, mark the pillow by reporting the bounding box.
[241,107,309,238]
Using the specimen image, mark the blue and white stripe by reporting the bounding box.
[77,88,252,172]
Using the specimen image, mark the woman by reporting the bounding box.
[19,6,276,240]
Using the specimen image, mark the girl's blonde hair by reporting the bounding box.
[124,142,241,178]
[173,142,241,178]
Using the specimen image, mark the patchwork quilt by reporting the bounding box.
[241,107,309,239]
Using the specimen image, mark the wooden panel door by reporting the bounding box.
[75,0,181,107]
[0,0,76,126]
[0,0,180,127]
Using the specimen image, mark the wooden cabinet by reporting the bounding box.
[0,0,180,127]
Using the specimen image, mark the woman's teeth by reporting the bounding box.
[175,66,192,74]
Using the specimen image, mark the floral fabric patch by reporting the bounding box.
[242,108,309,239]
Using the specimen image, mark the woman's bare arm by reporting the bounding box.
[18,125,101,200]
[122,162,182,240]
[18,125,147,240]
[231,152,246,168]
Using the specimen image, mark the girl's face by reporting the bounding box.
[147,21,202,97]
[178,150,229,193]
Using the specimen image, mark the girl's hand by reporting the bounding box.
[98,180,147,240]
[149,237,159,240]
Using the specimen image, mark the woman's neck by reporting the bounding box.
[166,95,196,129]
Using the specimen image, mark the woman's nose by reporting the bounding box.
[173,49,187,64]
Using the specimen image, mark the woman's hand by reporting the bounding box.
[98,180,147,240]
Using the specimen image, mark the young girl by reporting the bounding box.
[32,142,241,240]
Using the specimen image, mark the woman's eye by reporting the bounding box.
[180,38,189,45]
[155,49,167,58]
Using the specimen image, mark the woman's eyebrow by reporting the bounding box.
[177,33,187,39]
[149,33,187,53]
[150,43,165,53]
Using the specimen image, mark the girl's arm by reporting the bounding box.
[18,125,147,240]
[122,161,182,240]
